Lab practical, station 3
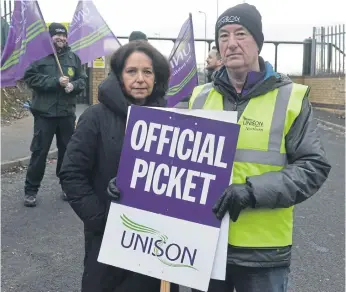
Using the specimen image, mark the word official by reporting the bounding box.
[129,120,228,205]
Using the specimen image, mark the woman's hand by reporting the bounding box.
[107,177,121,202]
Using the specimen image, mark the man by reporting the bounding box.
[129,31,148,42]
[188,4,331,292]
[23,22,87,207]
[206,46,222,82]
[174,48,222,108]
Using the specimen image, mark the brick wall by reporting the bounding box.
[88,68,345,116]
[91,68,106,105]
[89,56,112,105]
[291,75,345,116]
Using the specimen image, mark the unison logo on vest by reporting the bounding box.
[120,214,198,270]
[242,116,264,132]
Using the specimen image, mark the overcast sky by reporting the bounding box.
[9,0,346,74]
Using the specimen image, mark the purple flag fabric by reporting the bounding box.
[0,0,55,88]
[68,0,121,65]
[166,14,198,107]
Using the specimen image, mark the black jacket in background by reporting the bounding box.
[24,46,87,117]
[59,73,166,234]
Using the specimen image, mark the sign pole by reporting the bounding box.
[160,280,170,292]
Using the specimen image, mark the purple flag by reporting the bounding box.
[166,14,198,107]
[0,1,55,88]
[68,0,121,65]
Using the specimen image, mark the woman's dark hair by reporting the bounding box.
[110,40,171,99]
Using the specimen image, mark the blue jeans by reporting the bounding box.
[192,265,290,292]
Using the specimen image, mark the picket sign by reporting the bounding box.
[98,106,239,291]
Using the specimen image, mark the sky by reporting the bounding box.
[3,0,345,74]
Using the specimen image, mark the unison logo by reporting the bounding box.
[242,116,264,131]
[120,214,198,270]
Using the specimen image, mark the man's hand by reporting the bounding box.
[212,184,255,222]
[64,83,74,93]
[107,177,121,202]
[59,76,69,87]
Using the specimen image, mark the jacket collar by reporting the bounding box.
[213,57,290,100]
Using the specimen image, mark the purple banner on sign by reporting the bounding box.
[116,106,240,228]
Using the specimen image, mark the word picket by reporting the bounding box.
[131,159,216,205]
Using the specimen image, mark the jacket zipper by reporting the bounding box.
[233,101,237,111]
[233,94,241,110]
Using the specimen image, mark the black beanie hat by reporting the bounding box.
[49,22,67,37]
[129,31,148,42]
[215,3,264,53]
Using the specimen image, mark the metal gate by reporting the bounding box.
[311,25,345,75]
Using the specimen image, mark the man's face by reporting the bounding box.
[206,49,222,70]
[218,24,259,72]
[52,34,67,49]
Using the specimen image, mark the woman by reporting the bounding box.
[59,40,172,292]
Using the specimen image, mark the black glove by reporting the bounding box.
[212,183,255,222]
[107,177,121,202]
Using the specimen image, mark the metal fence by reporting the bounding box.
[1,0,13,51]
[117,36,306,74]
[311,24,345,76]
[1,0,13,23]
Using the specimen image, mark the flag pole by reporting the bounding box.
[35,1,64,76]
[160,280,171,292]
[52,51,64,76]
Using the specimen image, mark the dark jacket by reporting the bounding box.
[207,68,219,83]
[210,61,331,267]
[59,73,167,235]
[207,69,214,83]
[24,46,87,117]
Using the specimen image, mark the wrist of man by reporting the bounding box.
[245,182,256,208]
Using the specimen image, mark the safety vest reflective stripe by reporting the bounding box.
[268,84,292,151]
[174,101,189,109]
[235,149,287,166]
[191,83,214,109]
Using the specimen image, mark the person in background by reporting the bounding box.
[59,40,173,292]
[206,46,223,82]
[174,47,222,108]
[129,30,148,42]
[187,3,331,292]
[23,22,87,207]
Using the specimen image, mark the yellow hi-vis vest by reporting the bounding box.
[189,82,308,247]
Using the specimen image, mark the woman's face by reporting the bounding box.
[122,51,155,101]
